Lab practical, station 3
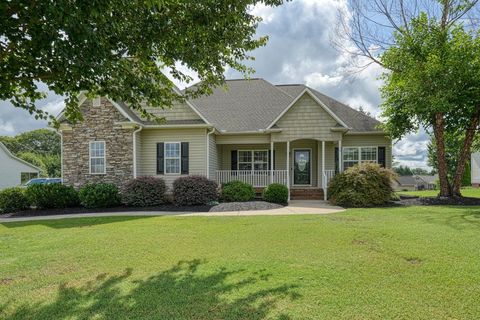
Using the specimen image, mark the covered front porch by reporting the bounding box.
[214,139,342,200]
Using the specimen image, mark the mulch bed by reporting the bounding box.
[1,204,213,218]
[209,201,283,212]
[396,195,480,206]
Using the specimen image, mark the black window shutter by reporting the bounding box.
[378,147,386,168]
[268,150,276,170]
[181,142,189,174]
[231,150,238,170]
[157,143,164,174]
[335,147,339,174]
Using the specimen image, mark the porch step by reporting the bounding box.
[290,188,324,200]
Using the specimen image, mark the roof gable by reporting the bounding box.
[267,89,348,129]
[0,142,42,172]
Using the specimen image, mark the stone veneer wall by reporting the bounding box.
[62,98,134,189]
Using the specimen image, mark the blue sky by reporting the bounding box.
[0,0,431,169]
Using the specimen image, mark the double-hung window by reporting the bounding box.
[165,142,181,174]
[342,147,377,170]
[90,141,106,174]
[238,150,268,171]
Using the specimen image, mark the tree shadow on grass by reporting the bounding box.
[0,215,158,229]
[421,206,480,230]
[3,260,300,320]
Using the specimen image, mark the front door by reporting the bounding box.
[293,149,311,185]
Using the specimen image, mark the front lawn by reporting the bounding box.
[1,206,480,319]
[398,186,480,198]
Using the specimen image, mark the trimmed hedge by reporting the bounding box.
[263,183,288,204]
[0,187,29,213]
[173,176,218,206]
[328,163,395,207]
[122,177,167,207]
[79,183,121,208]
[221,180,255,202]
[25,184,79,209]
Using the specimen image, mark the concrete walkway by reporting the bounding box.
[0,200,344,223]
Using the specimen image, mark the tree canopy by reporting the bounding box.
[1,0,284,124]
[337,0,480,197]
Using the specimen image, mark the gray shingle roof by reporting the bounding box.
[396,176,417,186]
[188,79,292,132]
[186,79,382,133]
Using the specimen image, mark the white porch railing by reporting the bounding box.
[216,170,288,187]
[322,170,336,200]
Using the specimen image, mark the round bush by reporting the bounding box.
[79,183,120,208]
[173,176,218,206]
[122,177,167,207]
[25,184,79,209]
[0,187,29,213]
[221,180,255,202]
[262,183,288,204]
[328,163,395,207]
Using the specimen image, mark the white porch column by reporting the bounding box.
[286,140,290,201]
[338,139,342,172]
[270,140,274,184]
[317,140,321,188]
[322,140,326,200]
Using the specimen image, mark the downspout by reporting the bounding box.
[132,125,143,178]
[206,127,216,179]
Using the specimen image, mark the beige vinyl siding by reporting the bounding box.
[343,134,392,168]
[271,93,342,142]
[216,134,270,144]
[139,101,203,122]
[138,128,207,189]
[208,133,218,180]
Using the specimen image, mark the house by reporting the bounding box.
[472,152,480,187]
[394,174,438,191]
[58,78,392,200]
[394,176,417,191]
[0,142,41,189]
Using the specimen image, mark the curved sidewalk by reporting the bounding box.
[0,200,344,223]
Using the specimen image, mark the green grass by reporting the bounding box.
[398,186,480,198]
[1,207,480,319]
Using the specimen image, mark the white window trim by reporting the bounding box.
[164,142,182,175]
[342,146,378,169]
[292,148,313,187]
[89,141,106,175]
[237,149,269,171]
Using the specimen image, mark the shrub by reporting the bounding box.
[173,176,218,206]
[122,177,167,207]
[263,183,288,204]
[79,183,120,208]
[25,184,79,209]
[221,180,255,202]
[0,187,29,213]
[328,163,395,207]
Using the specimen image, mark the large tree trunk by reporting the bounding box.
[433,112,452,197]
[452,110,480,196]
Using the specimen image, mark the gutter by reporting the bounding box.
[217,128,282,135]
[206,127,216,179]
[132,125,143,178]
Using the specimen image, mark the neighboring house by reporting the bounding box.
[394,176,417,191]
[0,142,41,189]
[58,78,393,200]
[394,174,438,191]
[472,152,480,187]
